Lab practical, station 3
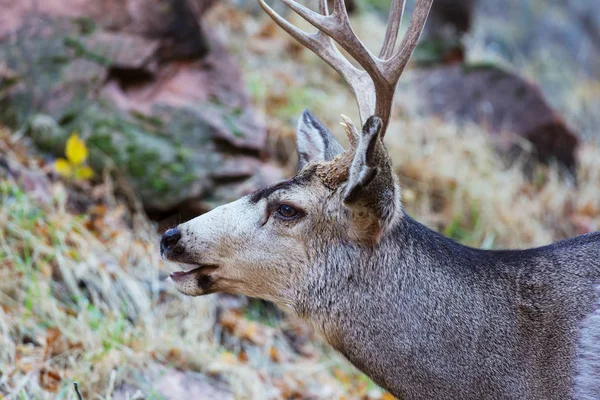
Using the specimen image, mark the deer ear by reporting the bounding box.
[343,116,401,243]
[296,110,344,171]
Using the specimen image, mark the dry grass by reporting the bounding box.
[0,129,382,399]
[1,3,599,400]
[0,129,213,398]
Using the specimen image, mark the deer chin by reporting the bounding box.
[169,264,219,296]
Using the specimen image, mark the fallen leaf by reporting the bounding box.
[44,327,63,359]
[65,133,88,166]
[75,165,94,180]
[240,321,265,345]
[40,368,61,392]
[269,346,280,362]
[54,159,72,177]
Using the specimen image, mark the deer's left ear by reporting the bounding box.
[343,116,401,244]
[296,110,344,171]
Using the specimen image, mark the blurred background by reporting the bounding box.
[0,0,598,398]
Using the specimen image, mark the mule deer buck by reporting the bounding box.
[161,0,600,398]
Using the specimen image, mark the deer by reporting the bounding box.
[160,0,600,398]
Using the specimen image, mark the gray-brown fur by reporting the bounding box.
[161,111,600,399]
[296,212,600,399]
[575,285,600,399]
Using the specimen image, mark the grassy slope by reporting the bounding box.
[1,3,599,400]
[0,129,378,399]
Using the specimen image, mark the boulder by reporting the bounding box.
[407,63,579,171]
[419,0,475,64]
[113,364,234,400]
[0,1,283,214]
[475,0,600,80]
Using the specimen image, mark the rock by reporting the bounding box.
[113,365,234,400]
[20,115,65,153]
[425,0,475,38]
[412,0,475,66]
[0,4,283,213]
[475,0,600,80]
[407,63,579,171]
[0,147,54,206]
[226,0,355,17]
[0,0,216,54]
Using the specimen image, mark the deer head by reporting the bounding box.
[160,0,432,312]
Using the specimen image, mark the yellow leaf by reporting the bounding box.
[54,159,73,177]
[74,165,94,180]
[65,133,88,166]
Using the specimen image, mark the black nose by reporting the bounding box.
[161,228,181,254]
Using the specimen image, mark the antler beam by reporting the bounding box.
[258,0,433,137]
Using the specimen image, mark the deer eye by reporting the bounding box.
[275,204,299,220]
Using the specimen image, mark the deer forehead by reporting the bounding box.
[182,174,333,233]
[180,197,259,238]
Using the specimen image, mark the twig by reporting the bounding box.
[105,369,117,400]
[74,382,84,400]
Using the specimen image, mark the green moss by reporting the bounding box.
[74,17,97,35]
[175,148,188,163]
[64,36,112,66]
[461,62,506,74]
[223,114,245,138]
[412,37,462,66]
[183,173,196,184]
[150,178,170,194]
[88,133,120,162]
[167,163,186,175]
[127,159,147,178]
[131,110,164,130]
[357,0,390,13]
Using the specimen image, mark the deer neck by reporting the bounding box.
[295,212,480,350]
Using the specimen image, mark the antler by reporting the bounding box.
[258,0,433,137]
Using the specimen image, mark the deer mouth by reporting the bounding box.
[169,264,219,296]
[170,264,217,279]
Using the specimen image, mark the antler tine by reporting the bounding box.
[258,0,355,81]
[259,0,377,123]
[379,0,405,59]
[279,0,381,82]
[386,0,433,81]
[260,0,433,138]
[373,0,433,137]
[318,0,328,15]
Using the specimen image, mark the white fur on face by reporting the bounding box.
[171,193,312,307]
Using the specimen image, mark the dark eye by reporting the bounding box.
[275,204,299,220]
